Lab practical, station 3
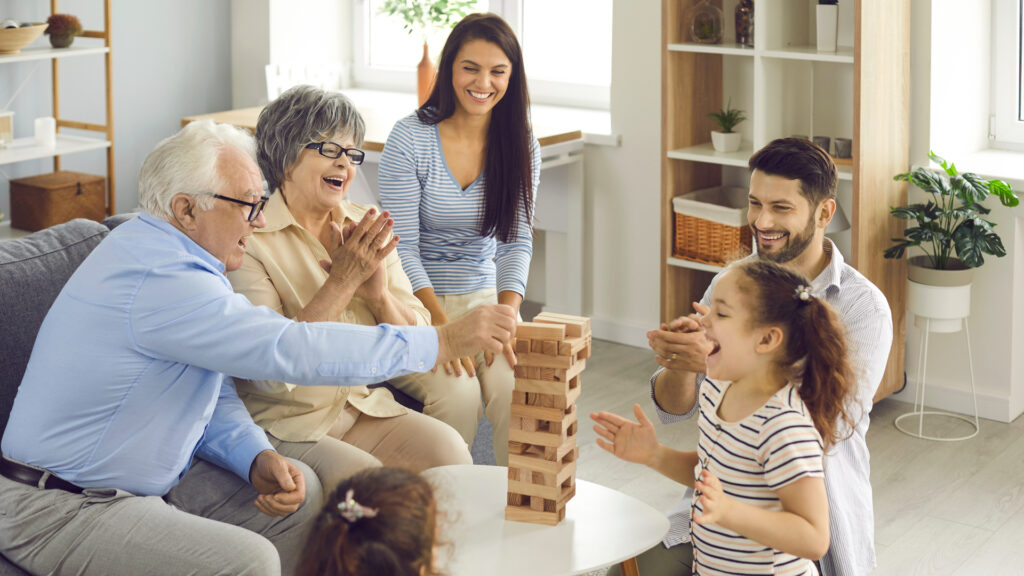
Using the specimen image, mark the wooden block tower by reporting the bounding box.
[505,312,592,526]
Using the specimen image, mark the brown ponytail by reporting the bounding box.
[735,260,855,451]
[295,467,442,576]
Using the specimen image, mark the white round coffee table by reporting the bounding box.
[422,464,669,576]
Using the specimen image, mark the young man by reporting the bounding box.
[0,120,515,576]
[615,138,892,576]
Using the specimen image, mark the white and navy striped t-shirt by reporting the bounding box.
[692,379,824,576]
[378,112,541,296]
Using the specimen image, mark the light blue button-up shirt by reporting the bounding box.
[2,213,438,497]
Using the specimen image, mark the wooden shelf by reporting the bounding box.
[667,143,754,168]
[0,45,109,64]
[667,43,755,57]
[667,256,724,274]
[0,135,111,166]
[761,46,854,64]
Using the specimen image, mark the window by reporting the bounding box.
[993,0,1024,146]
[351,0,612,109]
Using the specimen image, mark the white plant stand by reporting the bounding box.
[895,280,980,441]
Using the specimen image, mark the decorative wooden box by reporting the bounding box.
[10,171,106,232]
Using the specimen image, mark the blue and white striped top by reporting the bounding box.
[652,239,893,576]
[378,112,541,296]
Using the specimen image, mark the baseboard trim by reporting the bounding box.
[589,316,649,349]
[890,377,1015,423]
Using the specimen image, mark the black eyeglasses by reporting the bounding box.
[208,193,269,222]
[305,141,365,165]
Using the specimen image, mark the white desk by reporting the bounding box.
[183,92,587,315]
[422,465,669,576]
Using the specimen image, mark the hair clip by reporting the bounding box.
[337,489,378,523]
[794,285,813,302]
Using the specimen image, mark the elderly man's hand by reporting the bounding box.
[249,450,306,517]
[435,305,516,366]
[647,302,713,373]
[322,209,398,292]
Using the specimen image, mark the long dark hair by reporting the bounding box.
[417,12,534,243]
[734,260,856,450]
[295,467,441,576]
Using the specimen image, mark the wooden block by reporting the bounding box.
[528,366,542,380]
[532,312,590,338]
[542,341,558,356]
[530,339,545,353]
[507,492,523,506]
[530,495,546,511]
[509,428,567,447]
[517,352,574,370]
[508,474,576,501]
[516,322,566,341]
[557,335,590,357]
[509,450,577,477]
[522,416,539,432]
[540,394,555,408]
[511,402,570,422]
[515,339,531,354]
[508,441,527,455]
[514,377,569,395]
[512,390,528,404]
[505,505,561,526]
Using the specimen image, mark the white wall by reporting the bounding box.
[584,0,661,346]
[893,0,1024,423]
[0,0,233,215]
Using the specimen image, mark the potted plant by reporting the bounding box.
[378,0,477,106]
[816,0,838,52]
[45,13,82,48]
[708,100,746,153]
[885,151,1019,327]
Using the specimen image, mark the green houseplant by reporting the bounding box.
[45,13,82,48]
[884,151,1019,273]
[378,0,476,106]
[708,99,746,153]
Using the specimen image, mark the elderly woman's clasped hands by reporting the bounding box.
[319,207,399,302]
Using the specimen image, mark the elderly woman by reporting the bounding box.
[226,85,472,490]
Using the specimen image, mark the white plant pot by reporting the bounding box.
[907,280,971,334]
[816,4,838,52]
[711,131,741,153]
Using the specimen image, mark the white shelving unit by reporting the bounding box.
[1,0,115,235]
[661,0,911,399]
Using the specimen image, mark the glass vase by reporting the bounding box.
[689,0,722,44]
[735,0,754,48]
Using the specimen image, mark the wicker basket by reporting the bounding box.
[673,186,752,266]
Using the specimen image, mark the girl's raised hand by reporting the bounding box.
[693,469,735,526]
[590,404,660,465]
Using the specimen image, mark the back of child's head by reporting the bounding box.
[733,259,855,449]
[295,467,439,576]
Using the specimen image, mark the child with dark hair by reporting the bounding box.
[295,467,441,576]
[592,259,855,576]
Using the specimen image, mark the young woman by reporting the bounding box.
[378,13,540,465]
[591,260,856,576]
[296,467,442,576]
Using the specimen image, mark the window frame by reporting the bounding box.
[349,0,609,110]
[992,0,1024,147]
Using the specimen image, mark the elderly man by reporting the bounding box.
[610,138,893,576]
[0,120,514,576]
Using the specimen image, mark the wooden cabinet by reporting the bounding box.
[0,0,114,238]
[660,0,910,400]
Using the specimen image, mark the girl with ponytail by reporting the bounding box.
[591,259,854,576]
[296,467,443,576]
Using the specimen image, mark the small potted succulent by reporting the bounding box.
[708,99,746,153]
[45,13,82,48]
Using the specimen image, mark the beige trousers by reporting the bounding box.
[271,403,472,493]
[391,288,516,465]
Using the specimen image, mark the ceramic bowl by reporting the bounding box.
[0,24,48,55]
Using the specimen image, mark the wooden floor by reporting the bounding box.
[576,338,1024,575]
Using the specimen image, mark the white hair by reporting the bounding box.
[138,119,258,221]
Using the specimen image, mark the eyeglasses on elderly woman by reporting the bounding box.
[305,141,365,165]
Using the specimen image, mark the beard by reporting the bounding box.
[753,212,817,264]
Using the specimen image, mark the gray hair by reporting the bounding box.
[139,119,258,221]
[256,85,366,194]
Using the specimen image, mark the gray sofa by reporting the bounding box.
[0,216,492,575]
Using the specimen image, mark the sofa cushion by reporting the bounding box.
[0,219,109,437]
